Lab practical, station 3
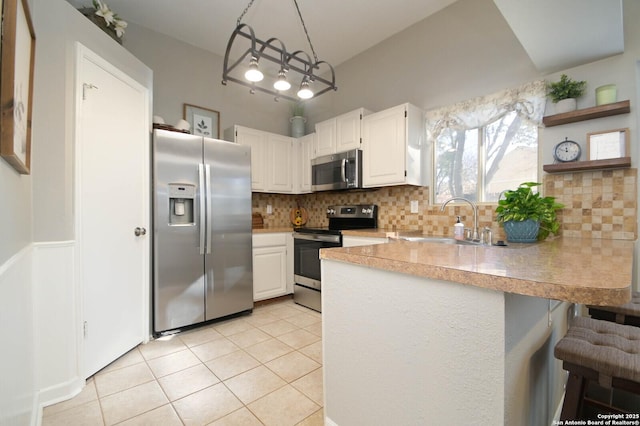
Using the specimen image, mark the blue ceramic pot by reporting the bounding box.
[503,219,540,243]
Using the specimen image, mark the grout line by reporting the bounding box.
[45,300,322,425]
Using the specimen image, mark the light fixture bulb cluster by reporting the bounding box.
[222,1,337,104]
[242,59,314,99]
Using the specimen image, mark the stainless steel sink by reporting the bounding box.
[389,235,531,248]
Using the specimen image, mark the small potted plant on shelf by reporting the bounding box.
[495,182,564,242]
[547,74,587,114]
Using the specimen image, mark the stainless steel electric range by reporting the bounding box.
[292,204,378,312]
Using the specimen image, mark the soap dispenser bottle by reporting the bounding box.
[454,216,464,241]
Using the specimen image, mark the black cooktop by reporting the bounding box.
[295,204,378,234]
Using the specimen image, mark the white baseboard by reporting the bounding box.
[34,376,85,426]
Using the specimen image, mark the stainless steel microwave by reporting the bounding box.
[311,149,362,191]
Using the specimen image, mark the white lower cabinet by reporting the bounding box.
[252,233,293,301]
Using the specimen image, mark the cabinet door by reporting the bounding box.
[363,105,406,187]
[336,109,362,152]
[296,133,314,193]
[253,246,288,301]
[267,134,293,193]
[235,126,266,191]
[315,118,336,158]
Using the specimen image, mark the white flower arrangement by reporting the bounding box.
[92,0,127,38]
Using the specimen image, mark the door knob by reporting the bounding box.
[134,227,147,236]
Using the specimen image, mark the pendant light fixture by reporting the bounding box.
[222,0,337,102]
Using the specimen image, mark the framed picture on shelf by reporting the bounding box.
[0,0,36,174]
[183,103,220,138]
[587,128,630,161]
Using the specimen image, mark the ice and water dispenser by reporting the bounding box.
[168,184,195,225]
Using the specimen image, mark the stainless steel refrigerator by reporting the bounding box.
[152,129,253,335]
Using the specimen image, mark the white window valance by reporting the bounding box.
[426,80,547,140]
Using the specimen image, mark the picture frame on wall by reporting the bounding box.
[587,128,630,161]
[0,0,36,174]
[183,103,220,138]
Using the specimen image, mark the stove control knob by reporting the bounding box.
[362,207,371,214]
[327,208,335,215]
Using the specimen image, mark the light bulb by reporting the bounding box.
[244,57,263,82]
[273,70,291,91]
[297,80,314,99]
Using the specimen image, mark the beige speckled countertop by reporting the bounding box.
[252,227,295,234]
[341,228,421,238]
[320,237,634,306]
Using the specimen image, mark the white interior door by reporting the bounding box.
[76,45,150,378]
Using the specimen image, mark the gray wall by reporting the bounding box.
[304,0,542,126]
[30,0,153,242]
[121,0,541,137]
[123,24,292,137]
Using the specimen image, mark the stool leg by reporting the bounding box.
[561,372,588,420]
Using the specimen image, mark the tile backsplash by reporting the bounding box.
[544,168,637,240]
[253,168,637,241]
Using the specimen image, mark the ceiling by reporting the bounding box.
[65,0,625,74]
[66,0,459,67]
[493,0,624,74]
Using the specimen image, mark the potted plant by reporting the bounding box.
[290,102,306,137]
[495,182,564,242]
[78,1,128,44]
[547,74,587,114]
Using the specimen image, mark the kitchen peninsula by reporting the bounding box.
[320,237,634,425]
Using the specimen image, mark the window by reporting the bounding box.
[427,80,546,205]
[434,111,538,203]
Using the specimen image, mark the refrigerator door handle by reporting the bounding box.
[198,163,206,255]
[205,164,212,254]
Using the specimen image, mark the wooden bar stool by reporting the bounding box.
[554,316,640,420]
[588,292,640,327]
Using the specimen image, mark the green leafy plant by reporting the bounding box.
[495,182,564,240]
[547,74,587,103]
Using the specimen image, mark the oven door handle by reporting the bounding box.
[294,233,341,244]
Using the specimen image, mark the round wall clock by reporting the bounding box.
[553,138,581,162]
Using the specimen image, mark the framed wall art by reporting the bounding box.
[0,0,36,174]
[183,103,220,138]
[587,128,630,161]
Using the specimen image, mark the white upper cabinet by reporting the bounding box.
[227,126,266,191]
[295,133,314,193]
[314,108,371,158]
[314,119,336,158]
[362,103,428,188]
[225,125,293,193]
[267,133,294,193]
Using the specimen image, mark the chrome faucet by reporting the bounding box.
[440,197,480,241]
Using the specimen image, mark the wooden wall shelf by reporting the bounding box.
[543,100,630,127]
[543,157,631,173]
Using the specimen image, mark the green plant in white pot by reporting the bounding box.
[547,74,587,114]
[495,182,564,242]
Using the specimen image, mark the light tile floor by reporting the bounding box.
[42,298,324,426]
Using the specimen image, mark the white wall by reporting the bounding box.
[0,1,153,424]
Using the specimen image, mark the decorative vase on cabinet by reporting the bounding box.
[290,116,306,138]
